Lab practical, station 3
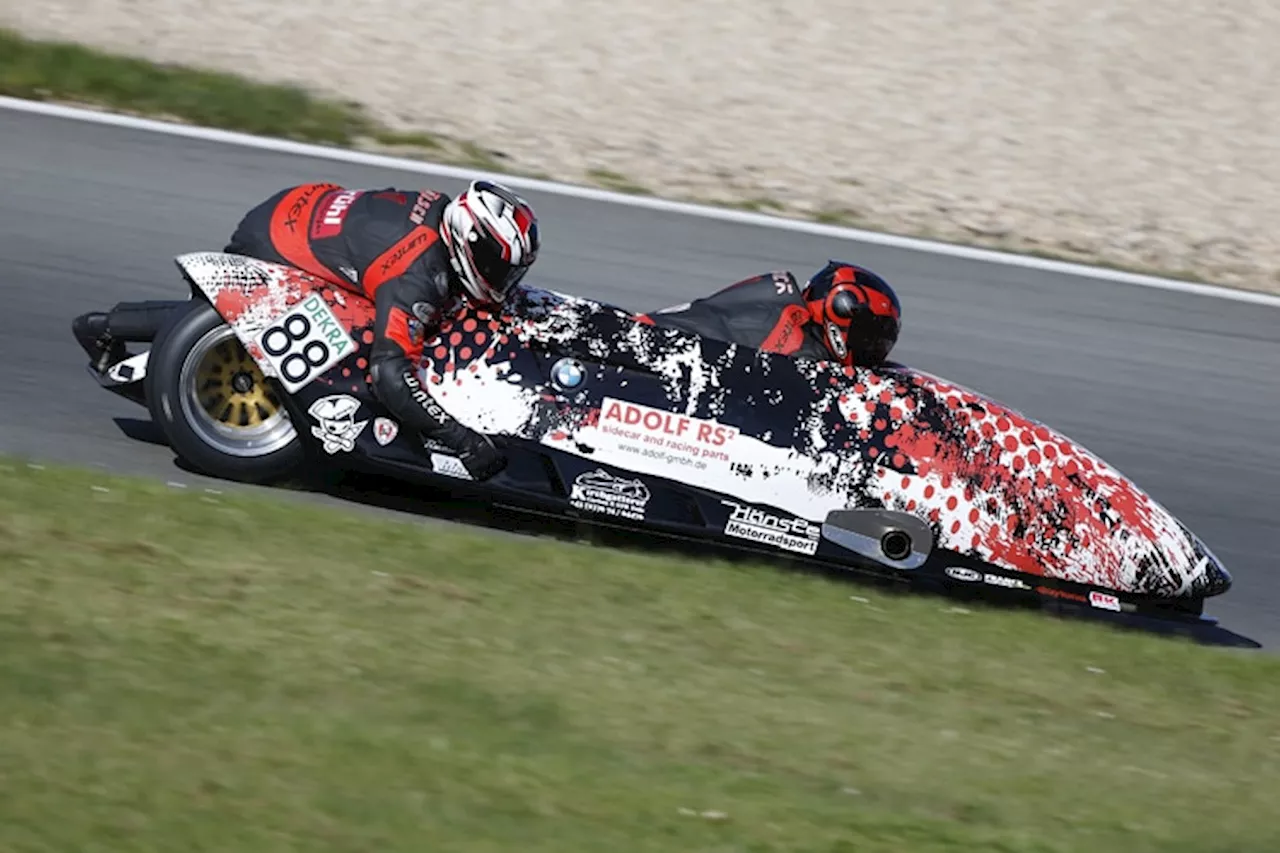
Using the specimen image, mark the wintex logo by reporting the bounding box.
[721,500,820,555]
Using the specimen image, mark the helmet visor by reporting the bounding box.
[468,230,532,301]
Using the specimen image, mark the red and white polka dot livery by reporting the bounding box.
[827,365,1218,598]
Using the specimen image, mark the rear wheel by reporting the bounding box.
[146,299,304,482]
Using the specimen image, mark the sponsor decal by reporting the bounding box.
[721,500,820,555]
[601,399,738,447]
[430,452,472,480]
[550,357,585,390]
[946,567,1030,589]
[981,573,1032,591]
[403,372,454,426]
[311,189,363,239]
[379,229,433,276]
[945,566,981,582]
[1088,591,1122,612]
[590,397,739,471]
[308,395,368,454]
[255,293,355,393]
[373,417,399,446]
[282,183,325,234]
[1036,586,1088,603]
[409,190,441,224]
[407,317,425,346]
[765,306,808,352]
[569,469,651,521]
[825,321,848,359]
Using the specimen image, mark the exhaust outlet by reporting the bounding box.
[880,530,913,562]
[820,509,934,570]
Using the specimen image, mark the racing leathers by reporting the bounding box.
[639,270,832,361]
[225,182,505,480]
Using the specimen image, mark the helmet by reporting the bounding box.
[440,180,541,304]
[803,260,901,365]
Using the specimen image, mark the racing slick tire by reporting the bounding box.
[145,298,304,483]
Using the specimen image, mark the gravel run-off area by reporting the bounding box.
[4,1,1280,293]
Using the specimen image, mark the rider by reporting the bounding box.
[74,179,540,482]
[639,260,902,367]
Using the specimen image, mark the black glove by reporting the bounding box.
[453,428,507,481]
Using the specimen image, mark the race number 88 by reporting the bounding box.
[261,314,330,385]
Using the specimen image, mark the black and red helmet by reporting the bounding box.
[803,260,902,365]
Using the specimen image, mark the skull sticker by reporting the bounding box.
[308,394,369,454]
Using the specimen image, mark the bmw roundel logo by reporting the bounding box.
[550,357,585,390]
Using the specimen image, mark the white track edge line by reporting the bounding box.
[5,95,1279,309]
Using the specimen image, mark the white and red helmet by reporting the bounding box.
[440,180,540,305]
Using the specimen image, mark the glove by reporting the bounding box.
[453,428,507,481]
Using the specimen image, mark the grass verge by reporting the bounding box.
[0,28,515,171]
[1,456,1278,852]
[0,28,373,145]
[586,168,654,196]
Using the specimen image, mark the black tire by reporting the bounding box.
[145,299,304,483]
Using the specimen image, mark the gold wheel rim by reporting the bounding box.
[194,338,283,430]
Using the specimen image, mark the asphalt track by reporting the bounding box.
[2,108,1277,646]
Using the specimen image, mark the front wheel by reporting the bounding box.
[145,299,304,483]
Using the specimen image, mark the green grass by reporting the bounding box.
[0,29,374,145]
[732,196,787,213]
[693,196,789,214]
[0,28,515,173]
[586,168,654,196]
[1,456,1278,852]
[372,129,444,151]
[458,140,510,172]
